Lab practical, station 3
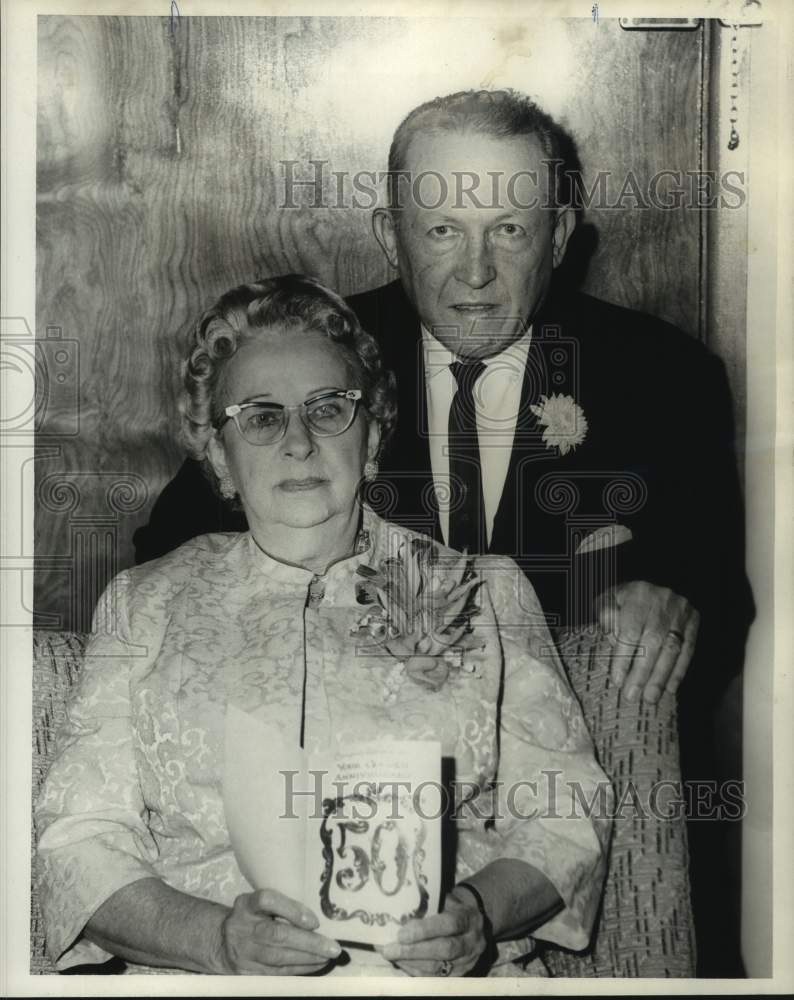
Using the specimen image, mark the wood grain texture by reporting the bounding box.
[35,16,708,630]
[567,23,703,334]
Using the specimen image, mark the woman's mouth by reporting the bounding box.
[277,477,326,492]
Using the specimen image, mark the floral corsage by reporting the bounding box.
[351,537,484,703]
[530,393,588,455]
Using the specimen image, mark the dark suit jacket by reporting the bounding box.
[134,280,753,692]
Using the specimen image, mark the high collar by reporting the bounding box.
[245,506,382,604]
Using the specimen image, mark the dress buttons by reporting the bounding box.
[307,575,326,609]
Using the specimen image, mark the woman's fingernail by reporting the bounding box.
[381,944,399,961]
[644,684,661,703]
[325,941,341,958]
[624,684,638,702]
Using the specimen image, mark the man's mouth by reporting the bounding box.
[277,477,326,492]
[450,303,500,313]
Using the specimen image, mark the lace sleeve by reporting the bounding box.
[34,572,160,969]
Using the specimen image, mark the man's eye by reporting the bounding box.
[429,225,455,238]
[496,223,525,237]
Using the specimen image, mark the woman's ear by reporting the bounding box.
[207,432,231,482]
[367,419,382,463]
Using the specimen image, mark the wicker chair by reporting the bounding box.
[31,627,695,976]
[543,628,695,976]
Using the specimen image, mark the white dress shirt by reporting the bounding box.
[422,325,532,548]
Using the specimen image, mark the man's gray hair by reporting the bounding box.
[387,88,580,212]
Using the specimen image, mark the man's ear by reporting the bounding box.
[551,207,577,269]
[372,209,400,270]
[207,432,231,483]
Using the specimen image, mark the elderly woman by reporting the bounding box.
[36,274,610,977]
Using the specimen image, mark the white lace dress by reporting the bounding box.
[35,509,611,975]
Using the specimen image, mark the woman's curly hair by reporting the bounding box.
[180,274,397,472]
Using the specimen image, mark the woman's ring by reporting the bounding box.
[667,628,685,644]
[439,959,453,976]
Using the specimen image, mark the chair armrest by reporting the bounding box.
[31,631,88,975]
[542,626,695,977]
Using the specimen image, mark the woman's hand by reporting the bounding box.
[378,886,488,977]
[215,888,342,975]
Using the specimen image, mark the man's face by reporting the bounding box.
[374,129,575,359]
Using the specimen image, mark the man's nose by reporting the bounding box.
[455,235,496,288]
[280,409,315,459]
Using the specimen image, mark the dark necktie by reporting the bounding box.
[448,360,487,554]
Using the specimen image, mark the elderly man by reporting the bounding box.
[353,91,754,978]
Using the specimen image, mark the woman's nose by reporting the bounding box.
[455,236,496,289]
[279,409,315,459]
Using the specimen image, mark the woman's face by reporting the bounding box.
[208,328,379,535]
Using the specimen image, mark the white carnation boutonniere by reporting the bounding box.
[530,393,588,456]
[350,537,485,703]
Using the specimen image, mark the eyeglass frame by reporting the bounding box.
[212,389,363,445]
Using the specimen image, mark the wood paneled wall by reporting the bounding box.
[36,15,710,630]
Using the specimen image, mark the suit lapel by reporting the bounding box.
[489,293,581,555]
[377,286,441,542]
